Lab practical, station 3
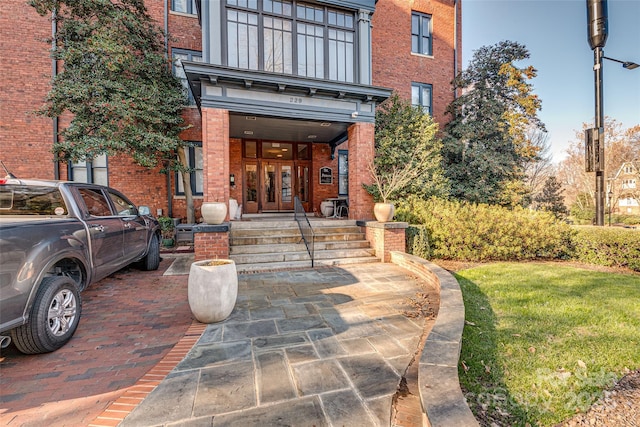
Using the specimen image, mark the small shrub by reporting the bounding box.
[572,226,640,271]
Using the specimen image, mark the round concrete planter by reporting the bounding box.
[374,202,395,222]
[201,202,227,224]
[320,201,334,217]
[188,259,238,323]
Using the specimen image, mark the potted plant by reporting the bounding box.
[158,216,175,247]
[188,259,238,323]
[200,201,227,224]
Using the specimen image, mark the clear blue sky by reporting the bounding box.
[461,0,640,163]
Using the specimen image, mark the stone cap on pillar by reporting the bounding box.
[356,220,409,229]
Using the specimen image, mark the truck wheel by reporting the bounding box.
[10,276,81,354]
[140,234,160,271]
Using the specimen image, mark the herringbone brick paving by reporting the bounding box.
[0,258,193,426]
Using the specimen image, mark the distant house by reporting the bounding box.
[611,161,640,215]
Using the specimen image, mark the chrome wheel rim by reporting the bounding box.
[47,289,78,336]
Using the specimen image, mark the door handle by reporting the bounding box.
[90,224,105,233]
[124,222,132,229]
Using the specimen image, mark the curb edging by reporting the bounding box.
[390,252,478,427]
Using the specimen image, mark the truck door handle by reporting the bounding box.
[90,225,105,233]
[124,222,131,229]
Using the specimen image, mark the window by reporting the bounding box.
[176,144,204,196]
[79,188,112,217]
[225,0,355,82]
[171,0,197,15]
[412,82,432,115]
[411,12,432,56]
[338,150,348,196]
[172,49,203,105]
[70,154,108,186]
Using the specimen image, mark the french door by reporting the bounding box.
[262,162,294,211]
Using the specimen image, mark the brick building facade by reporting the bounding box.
[1,0,461,222]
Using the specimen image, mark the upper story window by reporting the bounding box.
[225,0,355,83]
[172,49,203,105]
[172,0,197,15]
[412,82,432,115]
[411,12,432,56]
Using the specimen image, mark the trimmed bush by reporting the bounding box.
[398,197,574,262]
[572,226,640,271]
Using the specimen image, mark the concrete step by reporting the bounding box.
[230,240,372,255]
[235,256,379,274]
[230,247,376,265]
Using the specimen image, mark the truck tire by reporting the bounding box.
[10,276,81,354]
[140,234,160,271]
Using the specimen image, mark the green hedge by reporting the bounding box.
[398,198,640,271]
[572,226,640,271]
[398,198,574,262]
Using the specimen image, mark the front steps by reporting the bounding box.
[229,218,379,273]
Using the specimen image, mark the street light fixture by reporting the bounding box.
[585,0,639,226]
[602,56,640,70]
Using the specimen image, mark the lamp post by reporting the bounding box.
[608,188,613,226]
[586,0,639,226]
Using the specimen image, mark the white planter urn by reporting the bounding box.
[320,200,334,217]
[201,202,227,224]
[188,259,238,323]
[374,202,395,222]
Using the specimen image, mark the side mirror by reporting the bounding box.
[139,206,150,216]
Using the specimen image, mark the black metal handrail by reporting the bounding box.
[294,196,315,267]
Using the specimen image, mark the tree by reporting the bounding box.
[533,176,569,219]
[30,0,196,223]
[557,118,639,220]
[522,127,554,207]
[442,41,545,206]
[364,93,448,203]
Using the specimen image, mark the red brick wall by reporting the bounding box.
[194,232,229,261]
[372,0,461,127]
[1,1,57,179]
[312,144,339,215]
[229,138,243,208]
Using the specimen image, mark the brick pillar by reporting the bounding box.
[202,107,230,214]
[358,221,408,262]
[198,108,231,260]
[347,122,375,220]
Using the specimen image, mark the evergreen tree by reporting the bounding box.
[443,41,545,206]
[30,0,196,222]
[534,176,569,219]
[364,93,448,203]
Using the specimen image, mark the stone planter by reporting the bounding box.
[320,200,334,217]
[188,259,238,323]
[201,202,227,225]
[374,202,395,222]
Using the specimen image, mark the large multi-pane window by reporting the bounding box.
[225,0,355,82]
[172,49,203,105]
[411,12,432,56]
[176,144,204,196]
[171,0,197,15]
[70,154,108,186]
[411,82,432,115]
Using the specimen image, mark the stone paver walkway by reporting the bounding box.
[120,264,428,426]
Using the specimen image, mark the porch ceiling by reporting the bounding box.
[230,113,349,145]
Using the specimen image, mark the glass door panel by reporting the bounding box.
[244,163,258,213]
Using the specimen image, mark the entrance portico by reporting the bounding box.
[186,62,391,221]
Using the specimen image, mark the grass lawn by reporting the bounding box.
[454,262,640,426]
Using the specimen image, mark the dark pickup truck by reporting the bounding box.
[0,178,161,354]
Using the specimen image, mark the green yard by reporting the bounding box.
[454,262,640,426]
